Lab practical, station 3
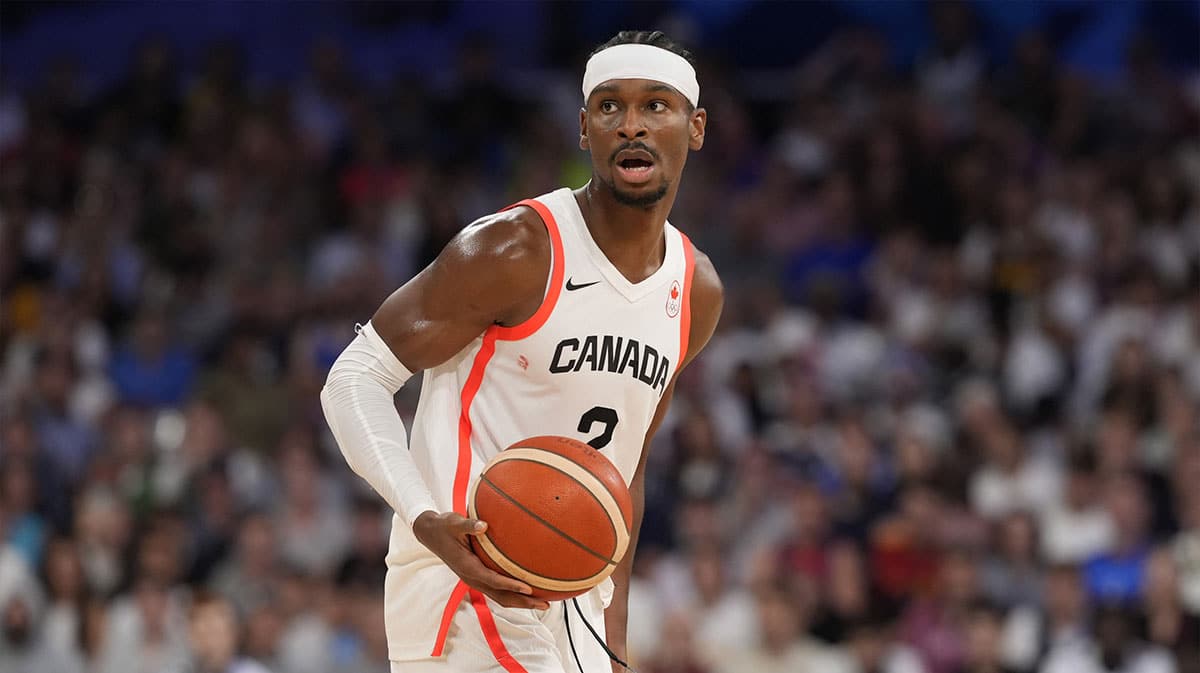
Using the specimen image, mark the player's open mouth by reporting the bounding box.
[614,150,656,184]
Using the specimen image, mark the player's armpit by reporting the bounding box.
[370,206,551,372]
[603,379,670,668]
[681,249,723,368]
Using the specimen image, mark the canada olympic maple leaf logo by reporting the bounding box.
[666,280,682,318]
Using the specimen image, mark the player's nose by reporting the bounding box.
[616,109,648,139]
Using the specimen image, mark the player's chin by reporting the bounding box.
[605,172,669,206]
[612,183,669,208]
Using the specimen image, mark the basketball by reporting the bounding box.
[468,436,634,600]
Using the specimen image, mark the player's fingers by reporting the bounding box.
[475,566,535,596]
[455,516,488,536]
[481,588,550,610]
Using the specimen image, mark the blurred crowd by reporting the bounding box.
[2,4,1199,673]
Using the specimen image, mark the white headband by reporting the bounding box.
[582,43,699,108]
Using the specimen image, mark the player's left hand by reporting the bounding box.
[413,510,551,610]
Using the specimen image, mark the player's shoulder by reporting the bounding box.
[682,240,723,364]
[438,204,551,288]
[452,205,550,266]
[686,241,723,313]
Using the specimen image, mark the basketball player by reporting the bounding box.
[321,30,723,673]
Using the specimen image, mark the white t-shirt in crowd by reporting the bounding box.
[1040,505,1116,564]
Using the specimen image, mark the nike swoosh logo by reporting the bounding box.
[565,278,601,291]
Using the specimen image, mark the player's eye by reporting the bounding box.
[599,101,618,113]
[648,101,668,112]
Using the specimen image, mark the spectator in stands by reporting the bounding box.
[716,581,850,673]
[272,430,349,577]
[811,540,882,645]
[209,512,278,618]
[646,613,710,673]
[93,577,188,673]
[822,414,896,539]
[73,486,131,597]
[1084,473,1154,604]
[196,325,290,456]
[779,479,834,582]
[0,542,80,673]
[37,537,87,662]
[960,601,1020,673]
[1001,563,1091,673]
[686,544,759,667]
[29,347,98,487]
[981,511,1043,609]
[871,480,946,598]
[1040,451,1115,564]
[0,458,46,569]
[842,609,925,673]
[342,595,390,673]
[1041,605,1176,673]
[968,418,1061,520]
[1140,547,1200,656]
[899,547,983,673]
[241,605,285,672]
[184,592,270,673]
[108,309,198,409]
[1172,487,1200,615]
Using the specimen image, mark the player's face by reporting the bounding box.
[580,78,706,208]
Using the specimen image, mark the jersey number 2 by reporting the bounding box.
[578,406,619,449]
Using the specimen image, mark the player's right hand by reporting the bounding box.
[412,511,551,610]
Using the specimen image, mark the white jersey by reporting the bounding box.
[383,187,696,660]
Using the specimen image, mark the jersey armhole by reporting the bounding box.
[678,231,696,365]
[490,199,565,341]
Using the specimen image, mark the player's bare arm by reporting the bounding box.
[604,250,723,670]
[372,207,550,369]
[368,206,555,611]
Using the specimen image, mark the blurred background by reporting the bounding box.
[1,1,1198,673]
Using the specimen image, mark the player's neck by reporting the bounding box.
[576,182,674,284]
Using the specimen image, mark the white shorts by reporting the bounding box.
[390,588,612,673]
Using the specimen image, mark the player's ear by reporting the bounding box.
[579,108,590,151]
[688,107,706,151]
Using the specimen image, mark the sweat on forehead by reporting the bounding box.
[582,44,699,108]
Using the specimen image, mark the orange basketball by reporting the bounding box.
[468,435,634,600]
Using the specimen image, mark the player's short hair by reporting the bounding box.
[591,30,696,70]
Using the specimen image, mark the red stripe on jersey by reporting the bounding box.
[493,198,565,342]
[469,589,531,673]
[453,327,499,515]
[678,232,696,365]
[432,197,563,656]
[430,580,468,657]
[430,327,499,656]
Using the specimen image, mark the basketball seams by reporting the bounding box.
[467,444,633,595]
[514,437,633,527]
[479,470,617,568]
[479,488,608,582]
[479,448,631,561]
[473,529,615,593]
[468,465,611,592]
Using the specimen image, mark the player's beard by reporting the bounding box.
[600,174,671,209]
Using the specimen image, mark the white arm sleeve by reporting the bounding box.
[320,321,438,528]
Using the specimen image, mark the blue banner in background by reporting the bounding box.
[1,0,1197,92]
